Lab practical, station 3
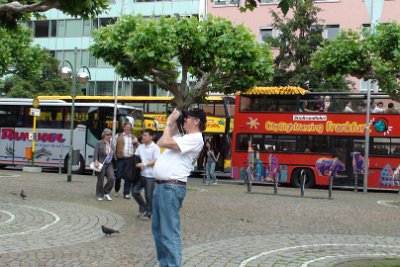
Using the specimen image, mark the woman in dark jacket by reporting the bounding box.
[93,128,115,201]
[205,141,220,185]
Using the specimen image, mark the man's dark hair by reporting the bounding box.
[377,101,384,106]
[143,129,155,136]
[388,103,394,109]
[124,121,132,127]
[186,109,207,132]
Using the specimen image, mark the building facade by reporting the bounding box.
[208,0,400,92]
[30,0,205,96]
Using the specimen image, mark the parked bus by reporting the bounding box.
[0,99,143,173]
[231,87,400,190]
[38,95,236,173]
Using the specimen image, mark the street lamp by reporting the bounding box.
[58,47,91,182]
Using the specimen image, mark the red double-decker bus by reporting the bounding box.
[231,88,400,190]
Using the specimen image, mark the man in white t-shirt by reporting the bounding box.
[133,129,160,220]
[152,108,206,267]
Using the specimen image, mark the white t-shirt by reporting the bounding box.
[153,132,204,182]
[135,142,160,178]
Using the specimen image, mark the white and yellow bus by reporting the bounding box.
[0,98,144,173]
[38,95,235,173]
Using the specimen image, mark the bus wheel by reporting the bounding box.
[291,168,315,188]
[64,155,85,175]
[0,165,6,169]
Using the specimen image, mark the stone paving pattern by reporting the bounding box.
[1,169,400,266]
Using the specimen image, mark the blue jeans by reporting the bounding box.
[116,158,133,195]
[152,183,186,267]
[206,162,217,184]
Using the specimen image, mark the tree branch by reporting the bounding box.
[0,1,60,13]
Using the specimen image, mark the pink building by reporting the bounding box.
[208,0,400,92]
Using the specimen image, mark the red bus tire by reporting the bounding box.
[291,168,315,188]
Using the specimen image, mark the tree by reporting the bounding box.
[0,0,109,27]
[3,49,71,97]
[0,0,109,80]
[312,22,400,100]
[266,0,348,91]
[91,15,274,108]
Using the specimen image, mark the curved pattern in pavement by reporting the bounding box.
[182,234,400,267]
[0,196,124,254]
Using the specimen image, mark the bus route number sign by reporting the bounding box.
[29,108,41,117]
[33,97,39,108]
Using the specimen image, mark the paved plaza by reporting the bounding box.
[1,169,400,266]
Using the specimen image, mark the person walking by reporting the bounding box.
[93,128,115,201]
[152,108,206,267]
[204,140,219,185]
[132,129,160,220]
[115,122,138,199]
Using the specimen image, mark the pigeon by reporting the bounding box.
[101,225,119,236]
[20,190,27,200]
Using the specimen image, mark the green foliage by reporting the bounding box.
[0,0,109,27]
[239,0,301,15]
[312,22,400,99]
[268,0,348,91]
[3,50,71,98]
[91,15,274,108]
[0,25,42,76]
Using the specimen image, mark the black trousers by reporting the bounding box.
[132,176,155,216]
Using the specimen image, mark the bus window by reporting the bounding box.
[147,103,167,114]
[37,106,64,128]
[372,138,390,155]
[0,105,24,127]
[353,140,365,153]
[87,107,101,147]
[252,134,265,152]
[312,135,330,153]
[391,138,400,155]
[296,136,309,152]
[235,134,250,151]
[276,136,296,152]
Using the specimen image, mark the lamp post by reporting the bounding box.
[59,47,91,182]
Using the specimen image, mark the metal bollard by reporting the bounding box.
[329,175,333,199]
[300,169,306,197]
[274,175,278,195]
[246,167,252,193]
[354,172,358,192]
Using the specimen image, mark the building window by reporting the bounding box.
[360,78,380,92]
[65,20,83,37]
[214,0,227,6]
[57,20,65,37]
[261,0,281,3]
[83,20,92,36]
[325,25,339,39]
[34,20,50,37]
[260,28,273,43]
[132,82,151,96]
[50,20,57,37]
[99,17,117,28]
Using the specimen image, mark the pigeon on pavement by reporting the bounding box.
[101,225,119,236]
[20,190,27,200]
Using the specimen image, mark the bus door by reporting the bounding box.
[203,134,225,172]
[332,136,353,186]
[86,107,101,166]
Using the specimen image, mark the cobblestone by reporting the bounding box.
[2,169,400,266]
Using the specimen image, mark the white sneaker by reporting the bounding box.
[124,194,131,199]
[97,197,103,201]
[104,194,112,201]
[114,192,119,197]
